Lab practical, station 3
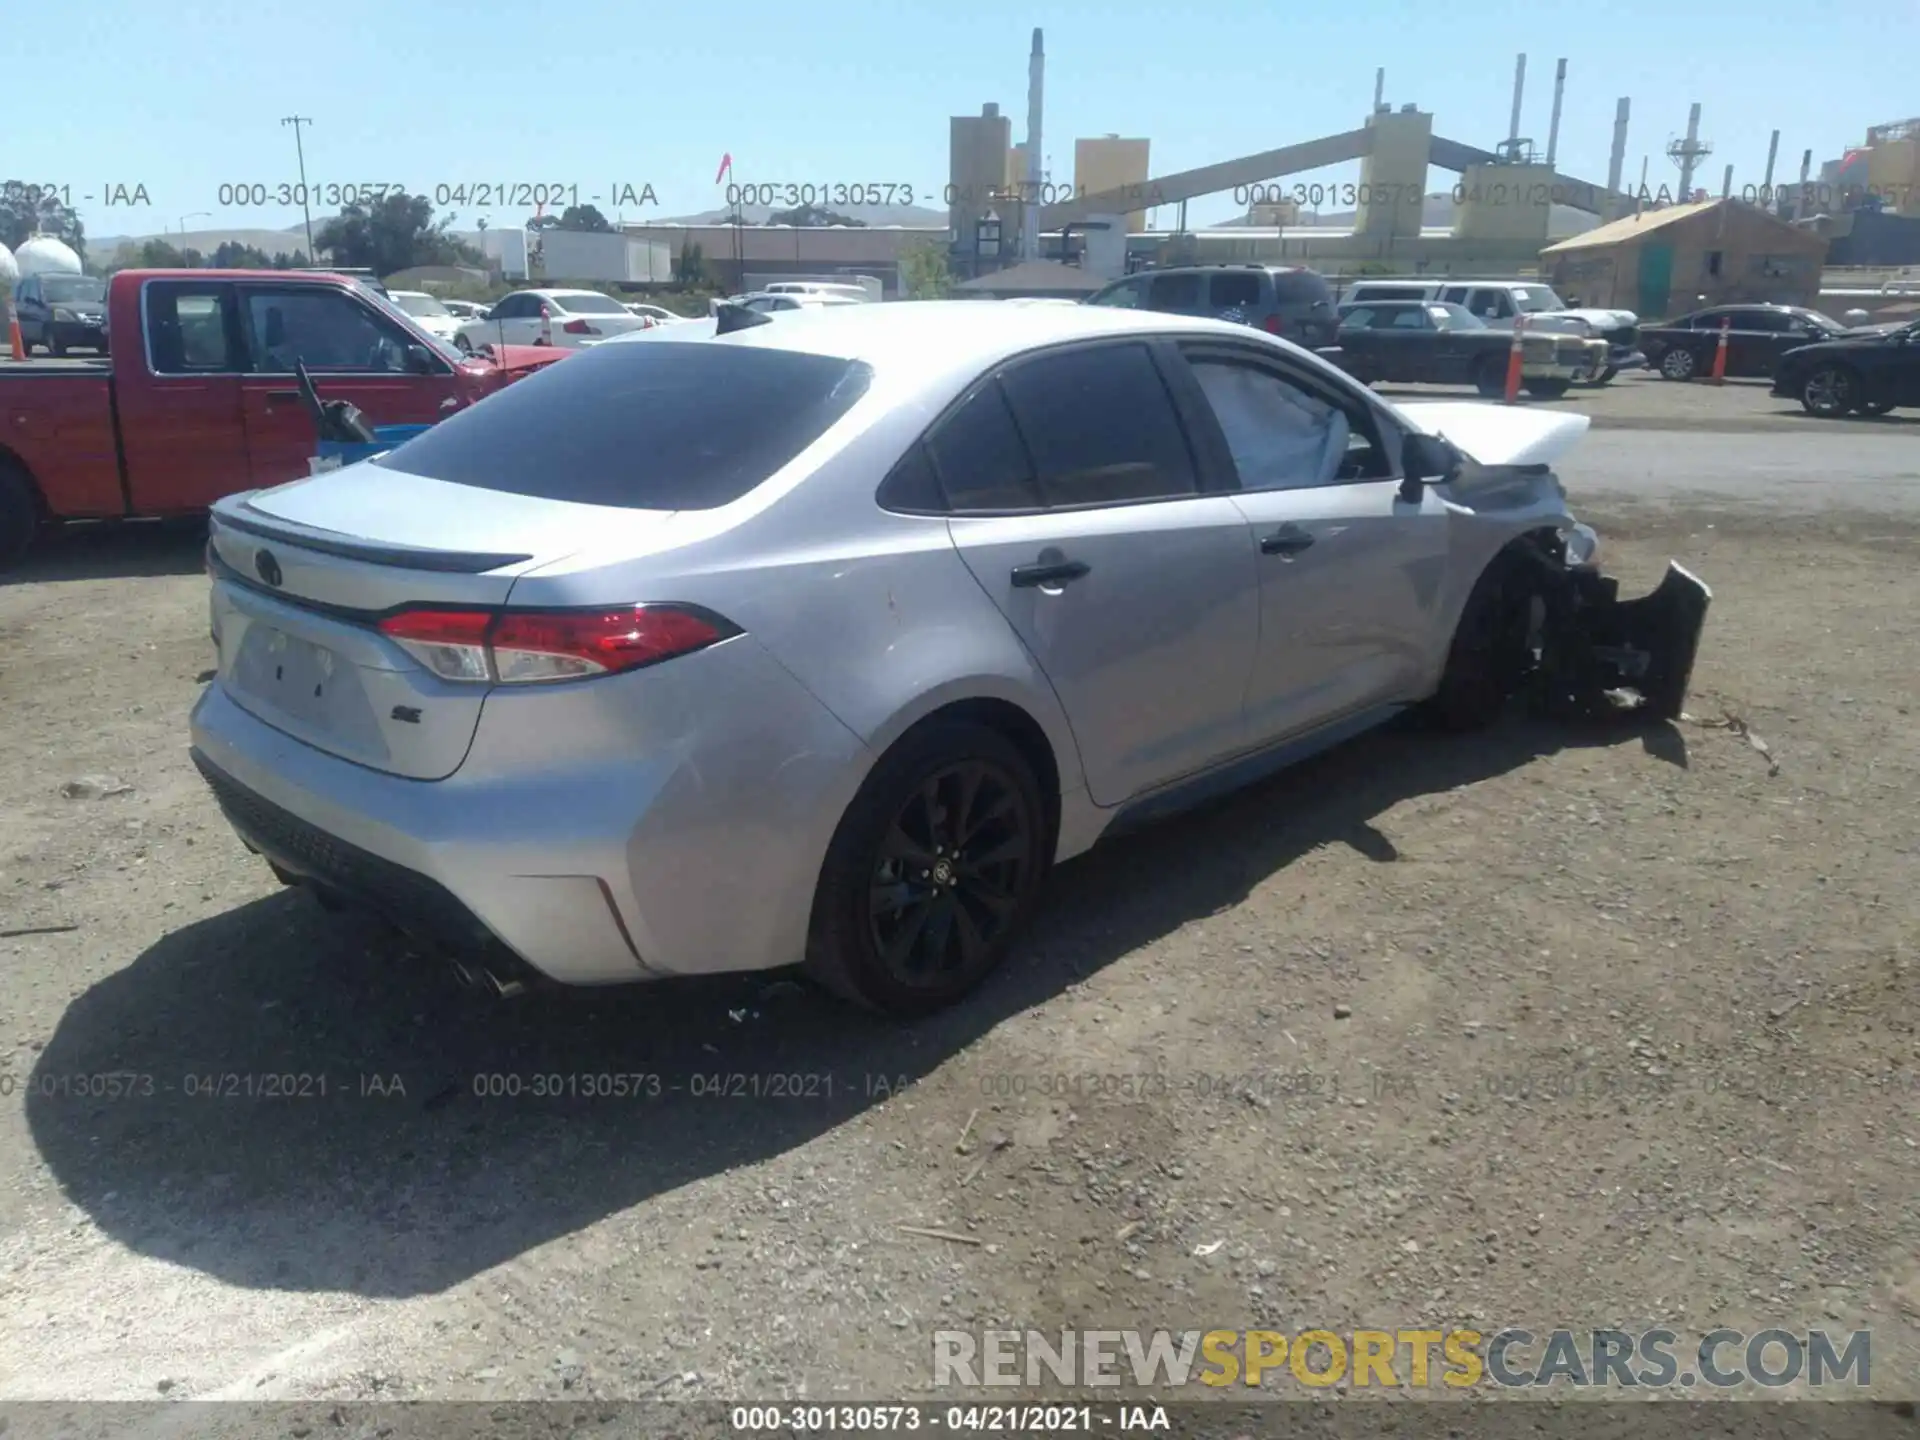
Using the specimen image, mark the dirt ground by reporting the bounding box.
[0,465,1916,1419]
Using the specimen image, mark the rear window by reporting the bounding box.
[1269,270,1331,305]
[374,342,874,509]
[553,293,629,315]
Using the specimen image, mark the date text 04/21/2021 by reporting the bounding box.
[209,182,661,210]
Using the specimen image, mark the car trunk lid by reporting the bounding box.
[207,466,680,780]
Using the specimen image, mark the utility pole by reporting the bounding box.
[281,116,316,259]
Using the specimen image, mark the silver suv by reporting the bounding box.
[1086,265,1339,349]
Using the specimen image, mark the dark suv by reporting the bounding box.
[1085,265,1337,348]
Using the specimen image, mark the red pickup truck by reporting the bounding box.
[0,269,567,564]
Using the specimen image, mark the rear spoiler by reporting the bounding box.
[215,497,533,574]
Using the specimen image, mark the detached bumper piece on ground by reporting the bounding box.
[1522,537,1713,723]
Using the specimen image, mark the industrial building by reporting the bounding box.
[1540,198,1826,315]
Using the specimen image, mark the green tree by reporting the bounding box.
[315,193,481,276]
[898,241,953,300]
[767,203,865,228]
[0,181,86,257]
[211,241,308,268]
[556,204,612,232]
[676,240,711,287]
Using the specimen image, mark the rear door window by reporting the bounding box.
[999,343,1197,507]
[1210,273,1263,309]
[375,341,875,509]
[1087,277,1148,309]
[144,282,239,373]
[926,382,1041,512]
[1146,273,1206,314]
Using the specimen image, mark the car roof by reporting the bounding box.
[604,298,1287,369]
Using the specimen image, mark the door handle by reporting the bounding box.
[1010,558,1090,588]
[1260,525,1315,556]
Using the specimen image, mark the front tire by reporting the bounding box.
[1659,347,1696,381]
[1800,364,1857,418]
[1525,378,1571,400]
[1424,553,1536,732]
[453,334,474,354]
[1474,357,1508,398]
[1595,365,1619,384]
[806,719,1048,1017]
[47,331,66,358]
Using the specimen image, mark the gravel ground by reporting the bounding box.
[0,426,1915,1419]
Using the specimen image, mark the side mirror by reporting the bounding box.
[405,344,435,375]
[1399,431,1458,503]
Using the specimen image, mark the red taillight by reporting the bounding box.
[377,605,734,684]
[1261,314,1286,335]
[563,318,595,335]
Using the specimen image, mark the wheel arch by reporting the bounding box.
[857,683,1074,861]
[1423,523,1571,695]
[0,444,49,514]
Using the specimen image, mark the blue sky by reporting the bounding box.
[19,0,1919,241]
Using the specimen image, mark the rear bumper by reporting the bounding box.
[187,634,872,986]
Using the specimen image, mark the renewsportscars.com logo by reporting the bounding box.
[932,1327,1871,1390]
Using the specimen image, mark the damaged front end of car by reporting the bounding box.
[1509,528,1712,723]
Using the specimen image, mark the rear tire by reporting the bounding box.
[1525,378,1571,400]
[1595,365,1619,384]
[1659,348,1696,381]
[0,460,41,569]
[48,332,65,358]
[1800,364,1857,418]
[805,719,1048,1017]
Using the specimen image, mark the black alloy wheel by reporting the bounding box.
[868,759,1034,989]
[807,719,1047,1016]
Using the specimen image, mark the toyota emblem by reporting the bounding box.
[255,549,283,587]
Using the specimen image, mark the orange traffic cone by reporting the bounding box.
[7,308,23,362]
[1503,314,1526,403]
[1708,316,1730,385]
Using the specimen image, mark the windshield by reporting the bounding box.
[1511,285,1568,313]
[391,293,452,319]
[1441,306,1487,329]
[41,275,106,304]
[1800,311,1846,334]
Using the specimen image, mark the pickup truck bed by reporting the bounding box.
[0,268,566,565]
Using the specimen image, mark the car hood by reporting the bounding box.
[1546,307,1637,329]
[51,298,107,317]
[1393,402,1591,467]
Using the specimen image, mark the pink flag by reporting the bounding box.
[715,153,733,184]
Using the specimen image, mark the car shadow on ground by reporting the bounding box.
[1,518,208,587]
[27,711,1685,1299]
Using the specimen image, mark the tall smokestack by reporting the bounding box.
[1508,54,1527,149]
[1799,148,1811,185]
[1721,163,1733,199]
[1763,130,1780,189]
[1545,58,1567,166]
[1373,67,1384,111]
[1022,27,1044,263]
[1608,98,1631,200]
[1676,102,1702,200]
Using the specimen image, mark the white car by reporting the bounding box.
[454,289,657,352]
[761,281,875,303]
[624,302,685,325]
[386,290,464,343]
[440,299,492,321]
[709,291,866,317]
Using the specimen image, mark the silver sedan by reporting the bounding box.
[189,302,1709,1014]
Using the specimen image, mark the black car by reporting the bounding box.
[15,271,109,356]
[1640,304,1846,382]
[1330,299,1599,399]
[1085,264,1337,348]
[1770,317,1920,417]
